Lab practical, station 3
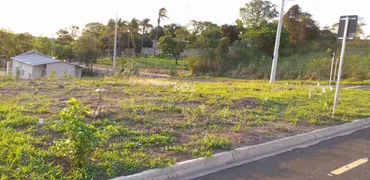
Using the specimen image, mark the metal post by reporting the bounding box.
[329,51,336,87]
[113,15,118,70]
[6,61,9,75]
[270,0,285,84]
[333,58,339,82]
[333,17,349,114]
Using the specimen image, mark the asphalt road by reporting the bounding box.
[194,128,370,180]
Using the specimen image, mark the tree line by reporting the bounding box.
[0,0,367,72]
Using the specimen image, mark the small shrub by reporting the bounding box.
[0,74,13,82]
[52,98,100,167]
[308,118,321,125]
[305,58,331,80]
[63,70,69,79]
[97,57,112,71]
[49,70,56,79]
[16,67,21,79]
[168,68,177,76]
[119,59,141,77]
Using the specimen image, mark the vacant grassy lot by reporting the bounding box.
[1,76,370,179]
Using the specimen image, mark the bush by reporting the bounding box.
[168,68,177,76]
[116,59,141,77]
[52,98,100,167]
[97,58,112,70]
[16,67,20,79]
[305,58,331,80]
[342,54,370,80]
[49,70,56,79]
[0,74,13,82]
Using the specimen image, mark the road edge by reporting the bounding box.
[112,118,370,180]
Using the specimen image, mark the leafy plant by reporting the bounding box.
[16,66,21,79]
[52,98,100,167]
[63,70,69,79]
[49,70,56,79]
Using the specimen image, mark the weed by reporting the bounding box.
[196,134,231,150]
[308,118,322,125]
[51,98,100,167]
[216,107,234,119]
[49,70,56,79]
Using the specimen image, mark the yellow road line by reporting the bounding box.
[331,158,368,175]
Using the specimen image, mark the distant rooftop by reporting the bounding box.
[11,50,60,66]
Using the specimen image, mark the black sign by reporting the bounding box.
[338,15,358,39]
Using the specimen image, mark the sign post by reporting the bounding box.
[333,15,358,114]
[333,58,339,82]
[329,50,336,87]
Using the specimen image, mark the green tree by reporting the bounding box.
[189,20,218,35]
[74,33,99,70]
[128,18,140,57]
[239,0,278,27]
[174,27,191,41]
[116,19,129,56]
[195,27,223,49]
[56,28,75,45]
[55,44,74,61]
[100,19,115,57]
[150,26,165,41]
[33,36,52,55]
[0,29,22,59]
[154,7,169,55]
[241,21,288,56]
[156,8,169,41]
[159,34,185,65]
[82,22,105,54]
[140,18,153,52]
[355,17,366,40]
[283,5,319,45]
[16,33,34,52]
[164,23,182,37]
[221,24,240,44]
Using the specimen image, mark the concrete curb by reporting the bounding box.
[112,118,370,180]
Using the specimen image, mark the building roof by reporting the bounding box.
[11,50,61,66]
[11,50,87,68]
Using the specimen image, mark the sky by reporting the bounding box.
[0,0,369,37]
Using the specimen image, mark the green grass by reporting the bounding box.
[96,57,187,70]
[1,76,370,179]
[228,44,370,80]
[133,57,187,70]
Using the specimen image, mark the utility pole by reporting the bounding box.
[113,14,118,70]
[270,0,285,84]
[333,17,349,114]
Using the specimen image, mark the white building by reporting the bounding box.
[11,50,85,79]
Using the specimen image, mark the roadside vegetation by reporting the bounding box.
[96,56,187,71]
[1,0,368,81]
[1,76,370,179]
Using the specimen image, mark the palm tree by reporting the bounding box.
[154,8,169,55]
[116,19,128,57]
[140,18,153,53]
[129,18,139,57]
[102,19,115,57]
